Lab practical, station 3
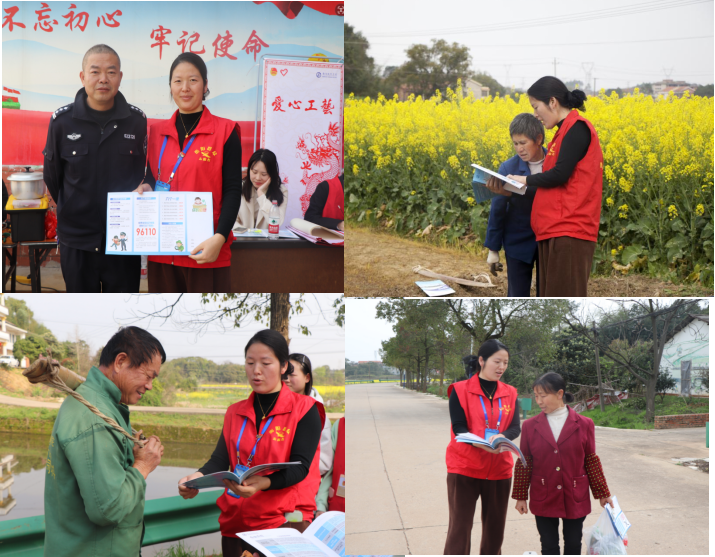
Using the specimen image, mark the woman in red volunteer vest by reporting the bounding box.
[304,174,344,231]
[505,76,603,297]
[316,417,344,515]
[177,330,324,557]
[283,353,334,519]
[444,340,521,555]
[513,372,613,555]
[134,52,242,292]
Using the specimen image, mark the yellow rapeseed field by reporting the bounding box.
[346,83,714,284]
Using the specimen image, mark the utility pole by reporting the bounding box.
[553,57,558,77]
[582,62,594,95]
[593,321,605,412]
[593,77,597,95]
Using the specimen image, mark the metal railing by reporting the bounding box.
[0,490,222,556]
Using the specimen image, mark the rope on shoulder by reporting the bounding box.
[23,349,147,448]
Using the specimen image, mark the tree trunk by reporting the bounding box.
[270,294,291,345]
[440,349,445,397]
[645,373,657,424]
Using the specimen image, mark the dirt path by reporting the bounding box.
[0,393,344,419]
[346,228,712,297]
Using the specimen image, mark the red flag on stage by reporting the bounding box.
[253,1,344,18]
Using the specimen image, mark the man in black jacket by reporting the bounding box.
[43,44,147,292]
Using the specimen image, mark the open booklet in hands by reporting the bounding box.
[455,432,527,467]
[237,510,345,557]
[180,462,301,489]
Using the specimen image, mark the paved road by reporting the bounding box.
[347,383,709,555]
[0,393,343,419]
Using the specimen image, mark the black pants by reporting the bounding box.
[505,255,538,297]
[60,243,140,293]
[443,473,512,555]
[534,514,587,555]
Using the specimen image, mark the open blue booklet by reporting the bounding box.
[471,163,527,203]
[237,511,345,557]
[455,432,527,467]
[180,462,301,489]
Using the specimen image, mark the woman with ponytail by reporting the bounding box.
[177,330,324,557]
[443,340,521,555]
[512,372,613,555]
[488,76,603,296]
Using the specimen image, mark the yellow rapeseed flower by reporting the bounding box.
[606,197,614,207]
[668,204,678,220]
[611,248,617,256]
[411,190,416,195]
[695,204,705,216]
[353,164,359,176]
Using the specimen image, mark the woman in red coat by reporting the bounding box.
[444,340,520,555]
[512,372,613,555]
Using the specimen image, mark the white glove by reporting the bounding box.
[487,250,503,276]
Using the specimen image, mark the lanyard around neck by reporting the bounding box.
[236,415,274,468]
[479,395,503,430]
[157,134,196,184]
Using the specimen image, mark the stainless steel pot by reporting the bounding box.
[7,167,45,200]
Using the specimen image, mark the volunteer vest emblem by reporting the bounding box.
[502,403,512,415]
[195,146,218,162]
[269,425,290,442]
[67,133,81,141]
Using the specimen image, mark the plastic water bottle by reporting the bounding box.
[140,255,148,278]
[268,200,280,240]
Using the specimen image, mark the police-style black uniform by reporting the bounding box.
[43,88,147,292]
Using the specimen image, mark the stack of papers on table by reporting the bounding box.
[232,227,300,239]
[288,218,344,246]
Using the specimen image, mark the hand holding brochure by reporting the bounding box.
[604,495,631,539]
[455,432,527,467]
[237,511,345,557]
[180,462,301,489]
[471,163,527,203]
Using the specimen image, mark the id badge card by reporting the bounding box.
[234,463,249,477]
[155,180,171,192]
[337,474,345,498]
[484,428,500,442]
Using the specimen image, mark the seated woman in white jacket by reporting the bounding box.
[235,148,288,229]
[284,353,334,475]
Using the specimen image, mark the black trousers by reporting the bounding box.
[60,243,140,293]
[534,514,587,555]
[505,255,538,297]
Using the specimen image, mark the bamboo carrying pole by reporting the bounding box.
[23,350,146,447]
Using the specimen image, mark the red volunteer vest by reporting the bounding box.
[293,397,326,521]
[147,106,239,268]
[328,417,345,512]
[445,376,518,480]
[530,110,603,243]
[216,385,319,535]
[323,177,344,220]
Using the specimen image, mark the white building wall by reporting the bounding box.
[662,318,709,393]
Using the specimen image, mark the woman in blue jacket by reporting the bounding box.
[484,113,546,297]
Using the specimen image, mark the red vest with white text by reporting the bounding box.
[147,106,239,268]
[328,417,345,512]
[216,385,318,535]
[445,376,518,480]
[530,110,603,243]
[323,177,344,220]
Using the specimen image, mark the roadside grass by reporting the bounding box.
[423,384,708,430]
[153,541,218,557]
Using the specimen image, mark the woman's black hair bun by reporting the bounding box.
[564,392,575,403]
[569,89,587,110]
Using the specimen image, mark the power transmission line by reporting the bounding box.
[363,0,710,38]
